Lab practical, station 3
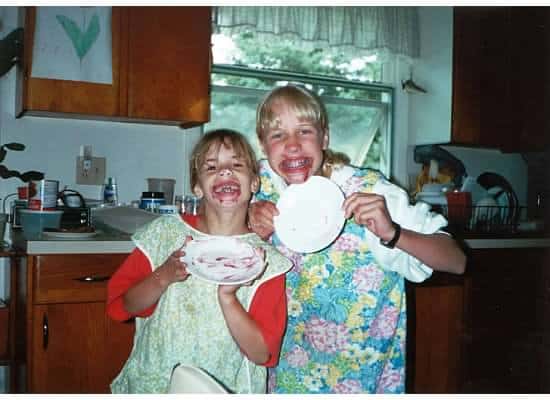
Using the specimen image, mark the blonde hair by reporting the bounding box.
[190,129,259,190]
[256,84,349,178]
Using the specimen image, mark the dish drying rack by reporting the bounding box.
[437,205,531,234]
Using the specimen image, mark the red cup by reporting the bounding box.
[445,191,472,226]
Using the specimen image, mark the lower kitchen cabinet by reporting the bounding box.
[17,253,134,393]
[407,243,550,393]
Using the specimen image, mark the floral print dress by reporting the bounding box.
[256,160,419,394]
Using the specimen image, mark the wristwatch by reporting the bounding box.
[380,221,401,249]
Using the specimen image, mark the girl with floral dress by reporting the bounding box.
[248,85,466,393]
[107,129,292,393]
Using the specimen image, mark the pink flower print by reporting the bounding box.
[304,317,350,354]
[286,345,309,368]
[267,370,276,392]
[333,379,363,393]
[352,264,384,293]
[370,305,399,339]
[333,233,361,252]
[342,176,365,196]
[376,363,404,393]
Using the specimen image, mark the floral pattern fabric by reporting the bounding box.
[256,160,407,394]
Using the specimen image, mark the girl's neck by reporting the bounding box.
[195,205,251,236]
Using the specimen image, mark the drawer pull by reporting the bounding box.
[74,275,110,283]
[42,314,48,350]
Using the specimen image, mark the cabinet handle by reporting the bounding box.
[42,314,48,350]
[73,275,110,283]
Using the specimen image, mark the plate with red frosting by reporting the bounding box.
[181,237,264,285]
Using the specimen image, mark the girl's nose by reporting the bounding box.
[285,135,301,152]
[218,167,233,176]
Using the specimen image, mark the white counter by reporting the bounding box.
[12,227,135,255]
[13,229,550,255]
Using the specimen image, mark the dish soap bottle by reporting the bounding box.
[104,177,118,205]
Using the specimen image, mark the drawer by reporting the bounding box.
[32,254,128,304]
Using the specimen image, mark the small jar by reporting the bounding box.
[140,191,165,213]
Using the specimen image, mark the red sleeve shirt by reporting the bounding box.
[106,213,287,367]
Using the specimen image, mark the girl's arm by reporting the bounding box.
[391,229,466,274]
[217,285,270,365]
[123,245,190,314]
[344,192,466,275]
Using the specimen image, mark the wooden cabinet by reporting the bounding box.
[19,6,211,127]
[18,253,134,393]
[407,244,550,393]
[461,247,550,393]
[451,7,550,151]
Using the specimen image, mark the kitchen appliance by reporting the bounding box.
[58,189,86,208]
[147,178,176,205]
[58,206,91,229]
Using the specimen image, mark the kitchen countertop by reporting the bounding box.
[10,225,135,255]
[9,226,550,255]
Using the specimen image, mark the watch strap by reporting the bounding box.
[380,221,401,249]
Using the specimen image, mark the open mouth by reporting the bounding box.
[212,180,242,201]
[279,158,313,183]
[281,158,312,170]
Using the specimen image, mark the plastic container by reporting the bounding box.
[104,177,118,205]
[140,192,165,213]
[19,209,63,237]
[159,205,178,215]
[147,178,176,205]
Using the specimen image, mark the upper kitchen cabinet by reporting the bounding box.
[17,6,211,127]
[452,7,550,152]
[125,7,211,124]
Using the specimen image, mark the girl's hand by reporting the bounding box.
[155,236,192,288]
[248,200,279,240]
[217,247,266,296]
[342,192,397,242]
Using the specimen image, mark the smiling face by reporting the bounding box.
[257,86,329,185]
[192,134,259,211]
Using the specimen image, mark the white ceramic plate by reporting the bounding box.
[42,230,100,239]
[182,237,264,285]
[274,176,345,253]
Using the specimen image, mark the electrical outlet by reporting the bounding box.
[76,156,106,185]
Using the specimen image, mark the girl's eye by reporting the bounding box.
[204,164,216,171]
[268,131,283,141]
[299,128,314,135]
[233,162,244,168]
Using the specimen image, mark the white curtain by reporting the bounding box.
[213,6,419,60]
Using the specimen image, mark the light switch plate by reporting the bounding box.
[76,156,106,185]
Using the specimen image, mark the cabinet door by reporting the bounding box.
[452,7,514,149]
[452,7,550,151]
[462,247,550,393]
[126,7,211,126]
[30,302,133,393]
[20,7,123,117]
[508,8,550,151]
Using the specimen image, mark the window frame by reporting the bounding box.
[208,64,395,177]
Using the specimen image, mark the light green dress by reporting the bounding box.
[110,215,292,394]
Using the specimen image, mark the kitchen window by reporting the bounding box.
[205,32,395,176]
[206,66,393,176]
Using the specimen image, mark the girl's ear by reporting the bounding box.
[250,176,260,193]
[193,186,203,199]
